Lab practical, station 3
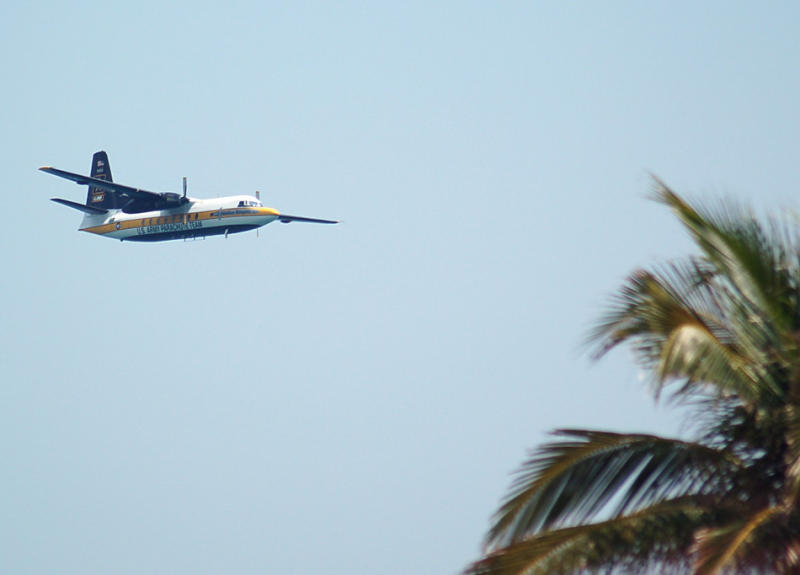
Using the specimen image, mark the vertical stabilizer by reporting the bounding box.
[86,151,119,209]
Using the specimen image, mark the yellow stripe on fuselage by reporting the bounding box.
[81,207,280,235]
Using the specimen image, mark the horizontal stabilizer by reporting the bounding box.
[278,214,339,224]
[51,198,108,214]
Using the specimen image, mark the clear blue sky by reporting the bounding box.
[2,2,799,573]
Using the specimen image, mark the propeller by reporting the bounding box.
[149,177,189,209]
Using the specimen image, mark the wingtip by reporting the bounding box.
[39,166,52,171]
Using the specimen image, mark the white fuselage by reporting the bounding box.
[79,195,280,242]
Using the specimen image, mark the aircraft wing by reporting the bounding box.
[278,214,339,224]
[39,166,161,202]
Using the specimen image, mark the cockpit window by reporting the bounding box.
[238,200,261,207]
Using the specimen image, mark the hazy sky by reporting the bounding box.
[2,2,799,573]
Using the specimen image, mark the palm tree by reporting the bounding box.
[466,180,800,574]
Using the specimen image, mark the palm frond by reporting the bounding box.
[470,498,716,575]
[471,186,800,575]
[653,178,799,338]
[692,505,784,575]
[486,430,740,549]
[589,262,781,405]
[784,400,800,502]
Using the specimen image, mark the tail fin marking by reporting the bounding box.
[86,151,120,209]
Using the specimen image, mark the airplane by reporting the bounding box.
[41,151,338,242]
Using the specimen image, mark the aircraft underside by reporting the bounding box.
[122,223,261,242]
[81,208,280,242]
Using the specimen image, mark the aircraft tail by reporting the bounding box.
[86,151,120,209]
